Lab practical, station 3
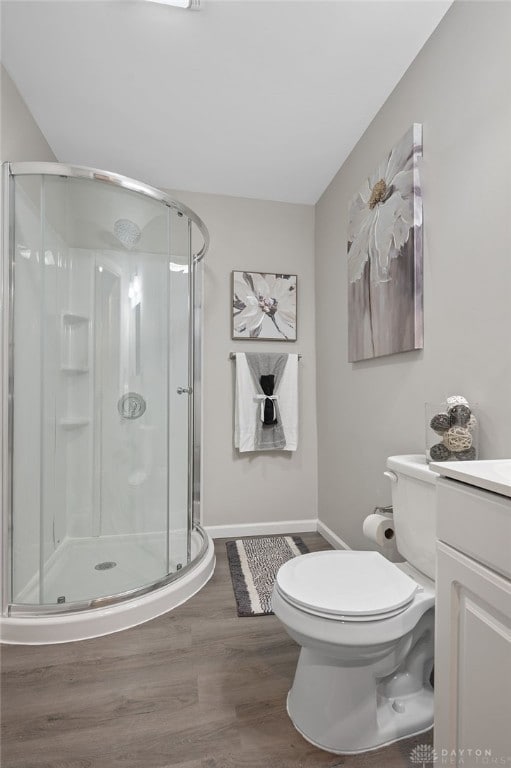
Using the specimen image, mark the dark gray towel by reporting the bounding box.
[245,353,288,450]
[260,374,277,424]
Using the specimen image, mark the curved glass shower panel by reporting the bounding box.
[10,174,45,606]
[167,212,193,570]
[10,172,191,607]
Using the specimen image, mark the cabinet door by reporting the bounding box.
[434,542,511,766]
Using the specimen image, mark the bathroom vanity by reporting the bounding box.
[431,460,511,765]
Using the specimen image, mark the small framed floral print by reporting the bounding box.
[232,271,297,341]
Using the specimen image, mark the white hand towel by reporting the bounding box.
[234,353,257,452]
[278,354,298,451]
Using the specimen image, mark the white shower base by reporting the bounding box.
[15,531,187,605]
[1,528,215,645]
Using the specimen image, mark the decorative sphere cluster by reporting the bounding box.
[429,395,477,462]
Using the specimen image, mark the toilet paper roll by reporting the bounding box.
[363,513,395,546]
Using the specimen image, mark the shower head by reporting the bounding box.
[114,219,141,250]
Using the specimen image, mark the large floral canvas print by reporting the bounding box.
[347,124,423,362]
[232,271,297,341]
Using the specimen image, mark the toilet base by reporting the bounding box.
[287,692,433,755]
[286,630,434,755]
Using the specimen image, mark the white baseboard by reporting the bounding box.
[204,518,351,549]
[205,519,317,540]
[317,520,351,550]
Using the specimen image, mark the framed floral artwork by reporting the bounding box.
[347,123,423,362]
[232,271,297,341]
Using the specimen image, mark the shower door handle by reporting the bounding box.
[177,386,192,395]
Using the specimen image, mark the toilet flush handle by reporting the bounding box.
[384,470,398,483]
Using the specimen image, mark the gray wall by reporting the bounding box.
[1,64,56,162]
[315,1,511,548]
[171,190,317,530]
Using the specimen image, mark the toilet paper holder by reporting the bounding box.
[373,505,393,516]
[372,505,395,541]
[363,508,395,545]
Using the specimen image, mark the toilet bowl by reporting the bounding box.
[272,455,439,754]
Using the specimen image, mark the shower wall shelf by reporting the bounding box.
[59,418,90,429]
[61,312,90,372]
[61,366,89,374]
[62,313,89,325]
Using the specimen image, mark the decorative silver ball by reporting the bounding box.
[450,404,471,427]
[446,395,469,413]
[455,447,476,461]
[430,443,452,462]
[444,426,473,452]
[430,413,451,434]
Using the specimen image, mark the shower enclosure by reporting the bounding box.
[0,163,215,644]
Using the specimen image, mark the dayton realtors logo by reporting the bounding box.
[410,745,511,766]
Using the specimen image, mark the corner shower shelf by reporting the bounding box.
[61,366,89,374]
[61,313,90,372]
[62,312,89,326]
[59,418,90,429]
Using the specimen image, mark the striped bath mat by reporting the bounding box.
[226,535,309,617]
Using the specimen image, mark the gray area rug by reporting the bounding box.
[226,535,309,617]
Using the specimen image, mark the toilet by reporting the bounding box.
[272,454,439,754]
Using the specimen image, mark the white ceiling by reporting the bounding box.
[1,0,451,204]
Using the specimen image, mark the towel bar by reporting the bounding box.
[229,352,302,360]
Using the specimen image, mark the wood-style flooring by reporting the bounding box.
[1,533,432,767]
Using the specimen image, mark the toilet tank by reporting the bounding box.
[386,455,439,580]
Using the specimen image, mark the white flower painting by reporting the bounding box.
[347,124,423,362]
[232,271,297,340]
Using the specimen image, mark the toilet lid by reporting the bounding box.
[276,551,419,619]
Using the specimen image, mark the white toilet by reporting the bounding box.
[272,454,439,754]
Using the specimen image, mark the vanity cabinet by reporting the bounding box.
[434,475,511,766]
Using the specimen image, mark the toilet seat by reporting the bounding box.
[275,551,420,622]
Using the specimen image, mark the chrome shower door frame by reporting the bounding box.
[1,161,209,618]
[191,249,203,531]
[1,163,15,616]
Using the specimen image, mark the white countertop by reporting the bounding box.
[430,459,511,498]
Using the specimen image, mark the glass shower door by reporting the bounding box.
[93,246,173,595]
[10,172,192,608]
[167,212,193,571]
